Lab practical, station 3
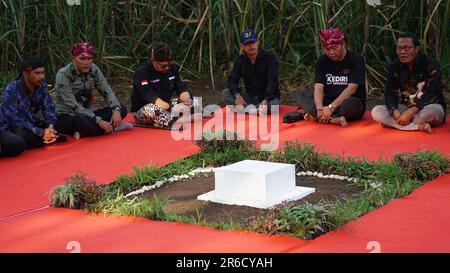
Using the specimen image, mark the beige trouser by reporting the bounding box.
[371,103,445,131]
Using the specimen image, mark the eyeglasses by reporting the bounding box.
[396,45,416,52]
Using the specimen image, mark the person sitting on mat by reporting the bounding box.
[295,28,366,127]
[0,56,62,152]
[131,42,199,129]
[0,112,26,157]
[54,42,132,139]
[371,32,446,134]
[222,29,280,115]
[0,126,26,157]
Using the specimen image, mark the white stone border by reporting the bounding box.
[125,167,381,198]
[297,171,383,190]
[296,171,358,182]
[125,167,214,198]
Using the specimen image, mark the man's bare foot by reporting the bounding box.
[330,116,348,127]
[304,113,316,121]
[418,123,433,134]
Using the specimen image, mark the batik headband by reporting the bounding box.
[319,28,344,47]
[71,42,94,57]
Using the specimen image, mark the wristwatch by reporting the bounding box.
[328,104,335,113]
[235,93,241,99]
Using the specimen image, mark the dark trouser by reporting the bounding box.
[0,130,26,157]
[9,125,44,149]
[56,104,128,138]
[295,89,365,121]
[221,88,280,107]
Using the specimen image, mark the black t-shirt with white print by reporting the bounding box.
[314,50,366,104]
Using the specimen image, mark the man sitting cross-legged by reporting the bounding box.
[371,32,446,134]
[54,42,132,139]
[295,28,366,127]
[131,43,200,129]
[0,56,61,153]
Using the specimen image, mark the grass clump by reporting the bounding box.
[248,202,333,240]
[50,172,105,209]
[89,193,171,221]
[392,150,449,181]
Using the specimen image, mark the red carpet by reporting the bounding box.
[1,107,449,252]
[0,125,198,219]
[278,112,450,160]
[0,208,309,253]
[288,174,450,253]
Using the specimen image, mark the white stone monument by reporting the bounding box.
[197,160,315,209]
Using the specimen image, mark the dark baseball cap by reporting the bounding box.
[240,29,258,44]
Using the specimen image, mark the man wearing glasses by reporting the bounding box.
[222,29,280,115]
[131,43,195,129]
[371,32,446,133]
[295,28,366,127]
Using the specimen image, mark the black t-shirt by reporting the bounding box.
[314,50,366,103]
[227,49,280,101]
[131,61,188,112]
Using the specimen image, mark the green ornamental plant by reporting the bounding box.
[50,172,105,209]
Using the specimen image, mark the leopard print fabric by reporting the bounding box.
[134,99,196,129]
[134,103,176,128]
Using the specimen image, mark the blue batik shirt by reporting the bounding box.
[0,77,57,137]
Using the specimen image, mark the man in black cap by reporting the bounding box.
[0,56,60,150]
[222,29,280,114]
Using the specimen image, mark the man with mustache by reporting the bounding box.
[0,56,58,154]
[371,32,446,133]
[295,28,366,127]
[54,42,132,139]
[222,29,280,115]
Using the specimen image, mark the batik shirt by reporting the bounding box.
[384,53,446,114]
[0,77,57,136]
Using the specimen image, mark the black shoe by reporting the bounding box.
[283,112,305,123]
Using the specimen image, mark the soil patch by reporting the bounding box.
[143,173,362,224]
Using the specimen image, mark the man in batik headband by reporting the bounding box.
[0,56,59,155]
[54,42,132,138]
[295,28,366,126]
